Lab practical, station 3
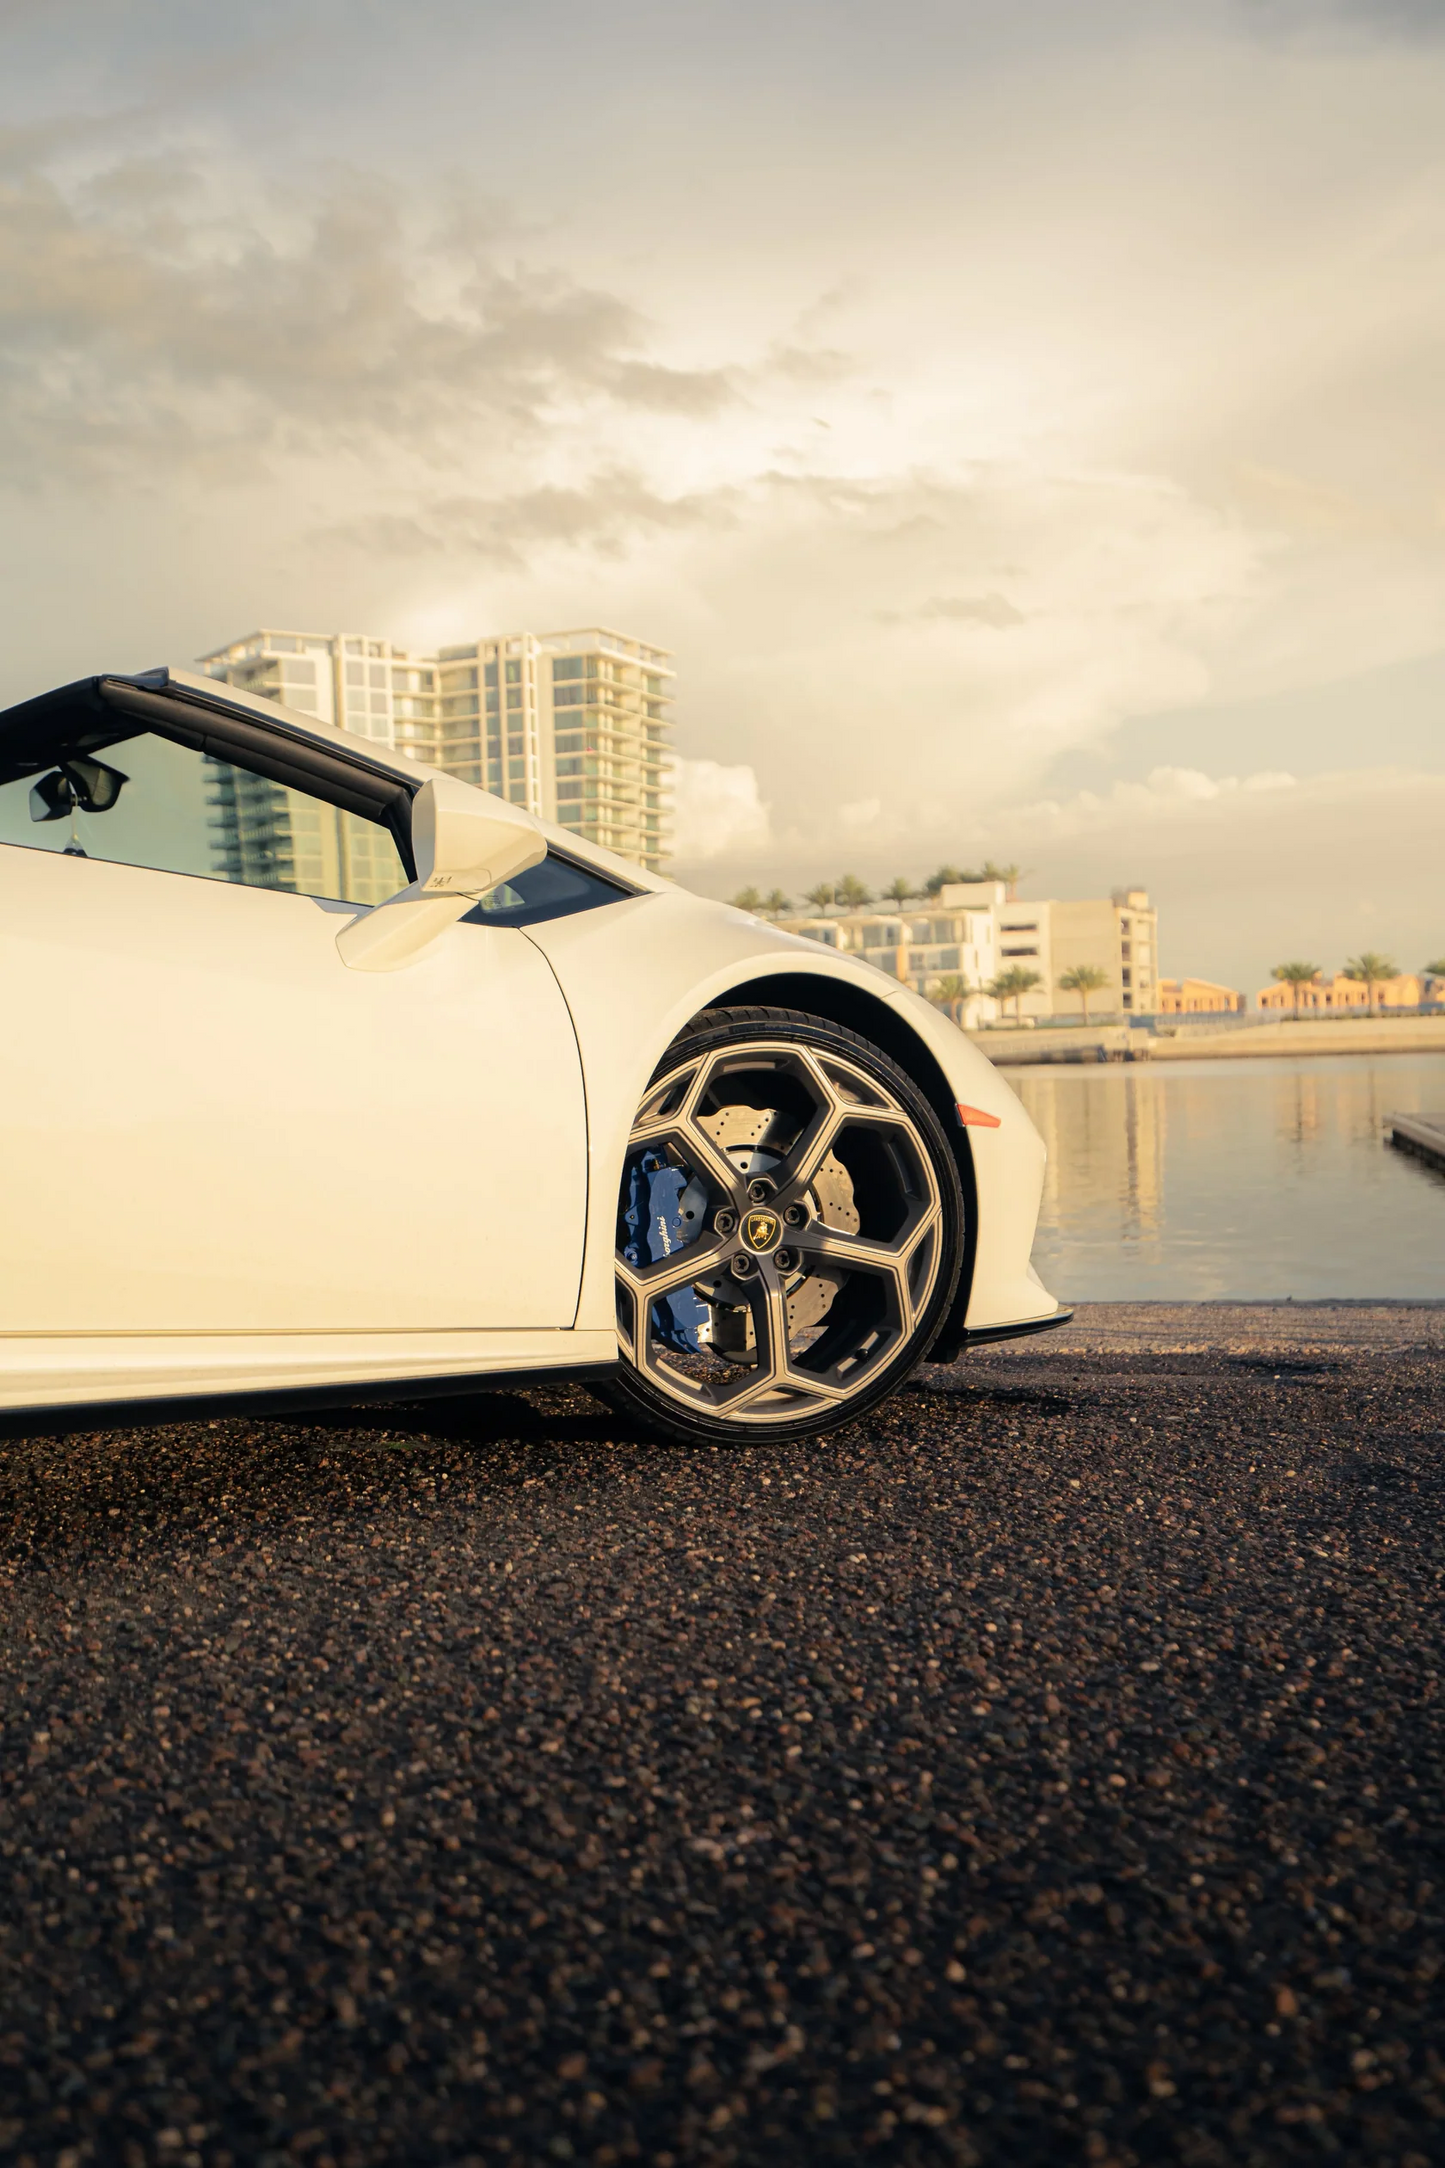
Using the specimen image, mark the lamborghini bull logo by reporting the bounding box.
[740,1207,782,1254]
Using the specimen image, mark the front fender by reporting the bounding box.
[524,893,1061,1342]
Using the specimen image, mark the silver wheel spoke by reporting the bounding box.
[627,1120,746,1211]
[724,1267,850,1413]
[617,1238,728,1302]
[797,1229,913,1332]
[775,1102,844,1198]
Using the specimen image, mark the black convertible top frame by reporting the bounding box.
[0,669,422,880]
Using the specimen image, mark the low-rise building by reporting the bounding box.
[773,881,1160,1023]
[1257,972,1424,1011]
[1158,977,1242,1014]
[994,887,1159,1021]
[774,882,1003,1026]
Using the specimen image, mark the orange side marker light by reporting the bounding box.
[955,1103,1002,1129]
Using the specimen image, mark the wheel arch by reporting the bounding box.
[677,969,978,1362]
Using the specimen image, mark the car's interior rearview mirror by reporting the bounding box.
[29,756,129,823]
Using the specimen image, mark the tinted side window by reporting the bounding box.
[0,728,407,907]
[462,850,634,929]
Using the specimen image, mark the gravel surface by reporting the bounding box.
[3,1326,1444,2167]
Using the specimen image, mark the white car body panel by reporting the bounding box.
[0,844,586,1340]
[0,666,1061,1414]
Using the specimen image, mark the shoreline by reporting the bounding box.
[958,1298,1445,1355]
[972,1015,1445,1064]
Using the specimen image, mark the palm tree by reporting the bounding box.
[1342,951,1397,1016]
[988,965,1043,1024]
[761,888,791,917]
[803,881,836,913]
[1269,960,1321,1019]
[835,873,873,910]
[1057,962,1110,1025]
[730,885,763,913]
[980,859,1025,900]
[929,972,974,1018]
[883,875,915,906]
[923,864,969,896]
[1425,957,1445,978]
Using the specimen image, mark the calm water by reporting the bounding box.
[1012,1053,1445,1301]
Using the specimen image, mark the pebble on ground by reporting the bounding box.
[2,1339,1443,2167]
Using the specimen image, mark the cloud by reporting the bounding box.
[674,765,1445,1000]
[317,471,731,567]
[2,0,1445,1006]
[889,592,1025,628]
[1005,764,1305,831]
[670,758,770,860]
[0,151,740,483]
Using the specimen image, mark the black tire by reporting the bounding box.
[597,1005,965,1446]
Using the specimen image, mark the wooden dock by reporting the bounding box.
[1387,1112,1445,1171]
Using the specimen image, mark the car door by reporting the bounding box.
[0,708,587,1341]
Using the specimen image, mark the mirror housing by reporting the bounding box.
[412,774,545,897]
[337,775,545,973]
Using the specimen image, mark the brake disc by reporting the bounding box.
[692,1104,860,1351]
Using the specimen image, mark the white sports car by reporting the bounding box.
[0,668,1066,1444]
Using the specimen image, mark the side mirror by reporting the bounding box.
[411,774,545,897]
[336,774,546,973]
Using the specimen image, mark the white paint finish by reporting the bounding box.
[0,1328,616,1411]
[523,893,1058,1339]
[0,844,587,1336]
[867,981,1057,1334]
[335,889,477,972]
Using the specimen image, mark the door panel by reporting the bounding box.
[0,844,586,1332]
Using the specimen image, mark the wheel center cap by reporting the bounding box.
[739,1206,783,1255]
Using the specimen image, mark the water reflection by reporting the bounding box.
[1013,1053,1445,1301]
[1029,1068,1164,1239]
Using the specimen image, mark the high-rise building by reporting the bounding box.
[196,624,675,872]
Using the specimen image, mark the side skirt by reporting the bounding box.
[960,1308,1075,1350]
[0,1362,620,1443]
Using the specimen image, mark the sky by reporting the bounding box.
[1,0,1443,993]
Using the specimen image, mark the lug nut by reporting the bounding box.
[775,1247,799,1273]
[747,1178,773,1202]
[714,1208,737,1234]
[783,1203,805,1227]
[731,1253,756,1280]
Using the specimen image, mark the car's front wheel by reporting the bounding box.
[600,1005,965,1445]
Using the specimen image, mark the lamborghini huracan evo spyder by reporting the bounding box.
[0,667,1067,1444]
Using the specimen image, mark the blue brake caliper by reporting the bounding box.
[622,1149,710,1354]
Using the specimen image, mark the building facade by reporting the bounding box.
[773,882,1005,1027]
[772,882,1162,1023]
[196,624,675,872]
[1158,977,1242,1014]
[1000,889,1160,1021]
[1257,972,1424,1011]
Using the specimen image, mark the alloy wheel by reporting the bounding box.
[615,1036,947,1426]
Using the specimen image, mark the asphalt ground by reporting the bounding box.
[2,1321,1444,2168]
